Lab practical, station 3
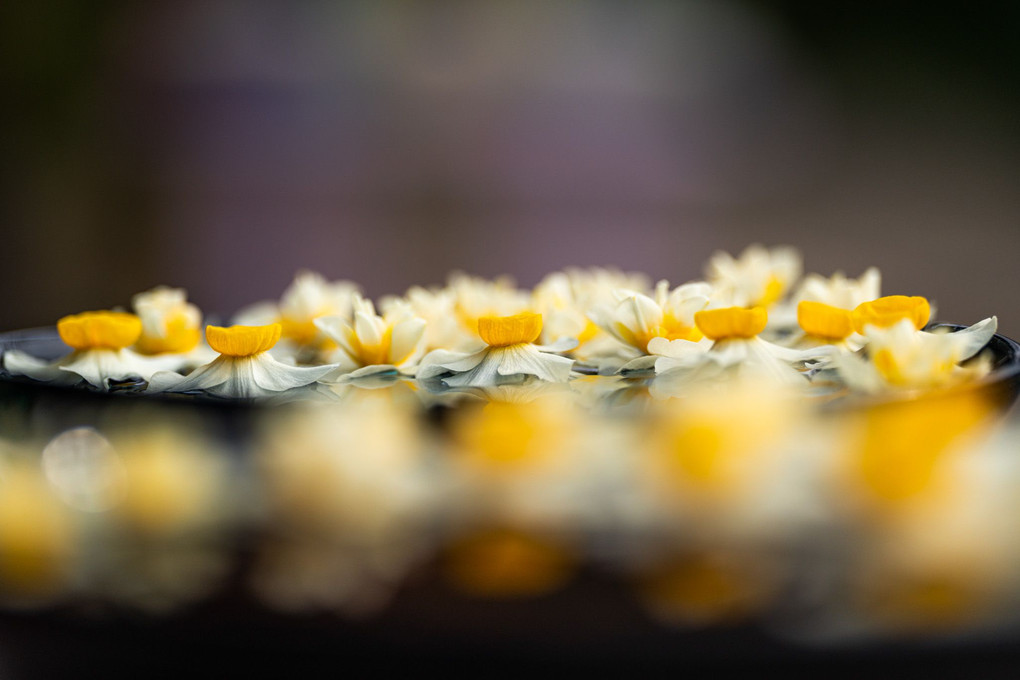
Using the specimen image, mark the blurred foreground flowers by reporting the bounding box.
[0,375,1013,643]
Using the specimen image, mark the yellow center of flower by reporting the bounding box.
[135,312,201,355]
[478,312,543,347]
[206,324,281,357]
[350,326,394,366]
[694,307,767,341]
[57,311,143,350]
[757,275,785,307]
[619,314,704,353]
[852,296,930,334]
[797,301,854,340]
[576,319,601,346]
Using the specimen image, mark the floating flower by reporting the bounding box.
[314,294,426,377]
[3,311,169,389]
[449,273,530,337]
[147,324,335,398]
[233,271,359,355]
[382,286,467,353]
[795,268,881,310]
[418,312,575,387]
[587,281,712,370]
[835,317,997,393]
[131,287,203,355]
[770,267,882,332]
[706,245,801,308]
[650,307,830,396]
[533,268,649,352]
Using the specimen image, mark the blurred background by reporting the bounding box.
[2,1,1018,336]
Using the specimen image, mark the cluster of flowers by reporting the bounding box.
[0,246,1000,400]
[0,384,1016,638]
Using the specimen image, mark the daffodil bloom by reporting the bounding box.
[131,287,203,355]
[448,272,531,337]
[382,286,468,352]
[835,317,997,393]
[650,307,831,395]
[314,294,426,377]
[532,268,649,353]
[3,311,171,388]
[587,281,712,370]
[705,245,801,308]
[769,267,881,332]
[418,312,576,388]
[532,273,601,348]
[147,324,336,398]
[233,271,359,352]
[796,267,881,310]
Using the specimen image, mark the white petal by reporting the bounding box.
[250,354,337,392]
[417,348,487,380]
[833,351,884,393]
[496,345,574,382]
[442,352,508,387]
[2,350,77,384]
[354,311,385,350]
[314,316,359,360]
[760,339,837,363]
[533,337,579,353]
[947,316,997,361]
[146,356,235,394]
[646,336,705,359]
[60,349,164,388]
[706,340,749,367]
[742,339,808,385]
[388,317,426,367]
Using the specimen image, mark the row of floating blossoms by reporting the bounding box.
[1,245,999,400]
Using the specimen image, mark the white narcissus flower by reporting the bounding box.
[147,324,335,398]
[448,272,530,337]
[382,286,468,353]
[771,267,881,332]
[532,268,650,352]
[835,317,998,394]
[418,313,576,388]
[706,244,801,308]
[794,267,881,310]
[3,311,172,389]
[587,281,712,370]
[232,271,360,352]
[650,307,833,397]
[314,294,427,377]
[131,287,203,355]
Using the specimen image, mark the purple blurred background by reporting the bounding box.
[2,1,1019,335]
